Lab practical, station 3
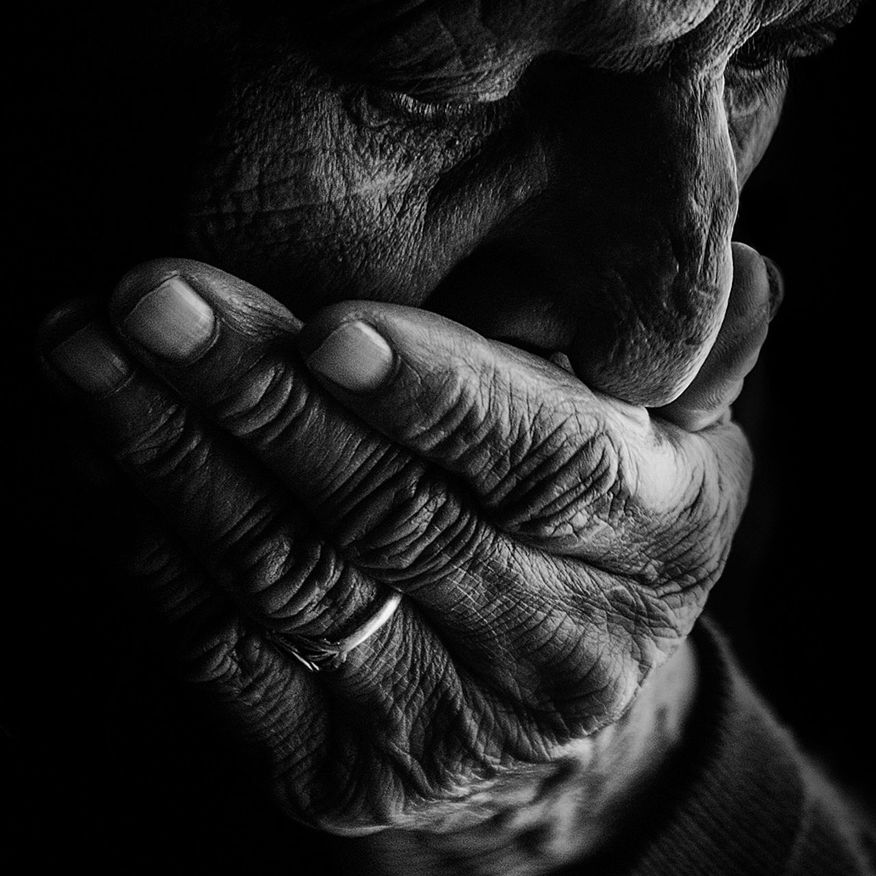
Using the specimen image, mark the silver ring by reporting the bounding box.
[270,590,403,672]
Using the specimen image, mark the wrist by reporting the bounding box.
[358,640,699,876]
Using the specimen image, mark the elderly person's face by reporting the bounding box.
[179,0,853,405]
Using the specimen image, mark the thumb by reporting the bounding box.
[654,243,781,431]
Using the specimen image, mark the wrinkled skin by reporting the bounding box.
[184,0,852,404]
[38,0,859,864]
[42,254,754,841]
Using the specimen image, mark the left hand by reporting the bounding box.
[37,247,770,836]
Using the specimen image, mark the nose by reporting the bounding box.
[429,57,738,407]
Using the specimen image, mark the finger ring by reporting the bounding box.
[270,590,403,672]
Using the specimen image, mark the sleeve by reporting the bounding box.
[577,618,876,876]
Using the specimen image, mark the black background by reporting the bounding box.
[716,0,874,807]
[5,1,874,869]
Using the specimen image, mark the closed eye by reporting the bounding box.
[363,56,532,134]
[370,85,518,125]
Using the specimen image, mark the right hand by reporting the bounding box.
[37,242,771,838]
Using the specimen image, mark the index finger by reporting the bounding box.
[298,301,753,576]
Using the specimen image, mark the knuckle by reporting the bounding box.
[209,355,315,447]
[395,363,486,455]
[337,461,481,577]
[492,424,624,543]
[183,627,271,699]
[177,613,245,686]
[227,520,337,621]
[402,362,547,501]
[222,514,381,639]
[115,401,209,479]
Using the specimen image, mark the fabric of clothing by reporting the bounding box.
[574,619,876,875]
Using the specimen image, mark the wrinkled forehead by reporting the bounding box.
[315,0,724,50]
[305,0,853,94]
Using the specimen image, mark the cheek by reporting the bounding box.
[181,82,438,312]
[180,73,546,316]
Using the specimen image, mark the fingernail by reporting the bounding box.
[305,321,394,392]
[123,276,215,361]
[49,324,131,394]
[762,256,785,322]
